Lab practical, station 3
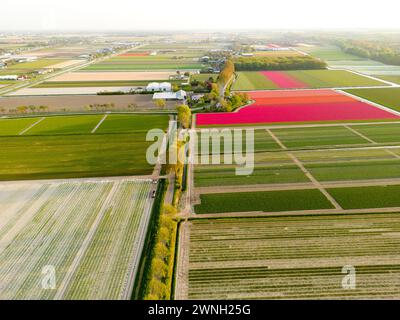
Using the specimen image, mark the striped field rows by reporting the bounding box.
[0,178,154,299]
[188,214,400,299]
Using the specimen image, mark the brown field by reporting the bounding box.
[7,87,139,96]
[49,71,174,82]
[46,60,84,69]
[0,94,177,111]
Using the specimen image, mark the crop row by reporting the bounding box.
[187,214,400,299]
[0,179,153,299]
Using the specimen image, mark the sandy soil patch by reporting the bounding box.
[46,60,84,69]
[0,94,177,111]
[49,71,174,82]
[7,87,138,96]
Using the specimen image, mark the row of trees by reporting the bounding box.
[218,59,235,88]
[337,40,400,66]
[85,103,116,111]
[144,105,192,299]
[234,56,327,71]
[0,105,50,114]
[144,204,178,300]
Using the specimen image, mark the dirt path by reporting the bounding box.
[288,153,342,209]
[19,117,45,135]
[266,129,287,149]
[343,125,377,144]
[91,113,108,133]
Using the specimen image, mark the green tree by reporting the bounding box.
[176,104,191,129]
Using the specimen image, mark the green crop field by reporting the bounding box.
[191,73,219,82]
[195,189,333,214]
[232,70,385,91]
[232,71,278,90]
[25,115,103,135]
[195,129,281,155]
[306,159,400,181]
[377,75,400,84]
[328,184,400,209]
[295,147,396,163]
[346,88,400,113]
[83,63,203,71]
[271,126,370,149]
[349,123,400,143]
[300,45,362,61]
[0,118,38,135]
[95,114,168,133]
[0,114,169,180]
[287,70,384,88]
[195,164,309,187]
[6,59,65,71]
[0,178,153,299]
[187,214,400,299]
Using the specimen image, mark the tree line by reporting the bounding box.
[337,40,400,66]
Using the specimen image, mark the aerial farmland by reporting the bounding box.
[2,19,400,305]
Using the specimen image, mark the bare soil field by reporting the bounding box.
[0,94,177,111]
[49,71,174,82]
[46,60,84,69]
[7,87,138,96]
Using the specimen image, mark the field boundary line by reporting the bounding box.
[338,89,400,118]
[288,153,342,210]
[18,117,45,135]
[384,149,400,160]
[343,125,377,144]
[265,129,287,149]
[91,113,109,133]
[54,180,122,300]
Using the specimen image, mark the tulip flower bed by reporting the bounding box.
[196,89,400,126]
[261,71,309,89]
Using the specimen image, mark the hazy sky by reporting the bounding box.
[1,0,400,31]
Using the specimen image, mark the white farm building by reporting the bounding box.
[153,90,187,101]
[146,82,172,92]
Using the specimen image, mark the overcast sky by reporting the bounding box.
[1,0,400,31]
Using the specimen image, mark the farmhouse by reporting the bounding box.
[146,82,172,92]
[153,90,187,101]
[0,75,18,80]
